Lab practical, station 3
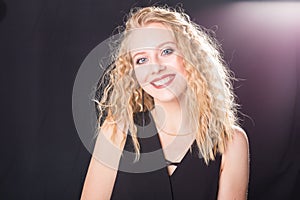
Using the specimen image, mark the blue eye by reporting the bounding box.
[136,57,148,65]
[162,48,173,56]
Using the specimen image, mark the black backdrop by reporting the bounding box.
[0,0,299,199]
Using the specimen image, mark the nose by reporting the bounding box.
[149,50,166,74]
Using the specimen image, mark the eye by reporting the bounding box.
[161,48,174,56]
[136,57,148,65]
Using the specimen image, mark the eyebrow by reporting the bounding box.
[131,41,176,59]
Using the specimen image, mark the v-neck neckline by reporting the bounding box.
[143,110,196,178]
[166,146,190,177]
[134,110,197,177]
[160,137,196,177]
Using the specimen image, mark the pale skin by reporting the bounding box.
[81,120,249,200]
[81,23,249,199]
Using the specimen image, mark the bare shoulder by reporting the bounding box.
[93,119,127,168]
[100,119,127,143]
[81,120,127,200]
[228,125,249,152]
[221,125,249,168]
[218,126,250,200]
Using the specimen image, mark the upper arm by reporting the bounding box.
[81,121,127,200]
[81,156,118,200]
[218,126,250,200]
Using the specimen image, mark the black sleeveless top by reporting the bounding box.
[110,112,221,200]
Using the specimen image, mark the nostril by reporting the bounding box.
[152,64,166,74]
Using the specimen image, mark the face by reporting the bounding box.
[127,23,187,103]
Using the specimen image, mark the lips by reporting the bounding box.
[150,74,176,89]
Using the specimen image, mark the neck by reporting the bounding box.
[151,94,194,136]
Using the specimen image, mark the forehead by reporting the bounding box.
[126,23,175,52]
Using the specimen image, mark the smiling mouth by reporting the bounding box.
[150,74,176,89]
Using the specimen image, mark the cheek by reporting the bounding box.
[134,66,150,86]
[175,57,187,78]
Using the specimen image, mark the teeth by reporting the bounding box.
[153,76,172,86]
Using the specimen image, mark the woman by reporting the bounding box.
[81,6,249,200]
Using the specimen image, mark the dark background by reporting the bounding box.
[0,0,299,199]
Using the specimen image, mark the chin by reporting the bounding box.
[155,95,178,103]
[153,91,185,103]
[143,85,187,103]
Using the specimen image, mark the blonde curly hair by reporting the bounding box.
[95,6,240,164]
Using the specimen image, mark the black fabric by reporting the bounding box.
[111,112,221,200]
[1,1,299,199]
